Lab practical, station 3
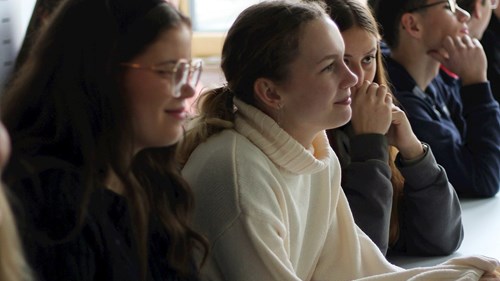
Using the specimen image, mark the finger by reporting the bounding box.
[391,109,408,126]
[365,82,380,99]
[471,37,483,49]
[441,35,456,53]
[355,80,371,96]
[428,48,450,63]
[452,35,467,50]
[461,34,475,48]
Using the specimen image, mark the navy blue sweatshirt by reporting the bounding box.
[384,55,500,197]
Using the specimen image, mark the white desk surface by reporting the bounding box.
[388,195,500,269]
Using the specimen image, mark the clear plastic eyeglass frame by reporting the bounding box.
[121,59,203,97]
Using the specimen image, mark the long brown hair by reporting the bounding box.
[178,0,327,165]
[1,0,206,278]
[323,0,405,246]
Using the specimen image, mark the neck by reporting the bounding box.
[390,40,440,91]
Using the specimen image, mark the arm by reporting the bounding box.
[426,35,500,197]
[338,81,399,255]
[391,145,464,255]
[4,155,100,281]
[397,84,500,197]
[341,133,393,255]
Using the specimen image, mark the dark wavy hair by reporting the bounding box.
[1,0,206,278]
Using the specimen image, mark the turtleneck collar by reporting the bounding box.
[233,98,333,175]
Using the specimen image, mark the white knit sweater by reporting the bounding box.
[182,98,498,281]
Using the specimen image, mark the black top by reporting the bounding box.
[482,14,500,102]
[4,154,198,281]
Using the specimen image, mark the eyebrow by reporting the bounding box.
[344,47,377,58]
[316,54,341,64]
[155,60,179,66]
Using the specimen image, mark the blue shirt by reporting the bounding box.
[383,53,500,197]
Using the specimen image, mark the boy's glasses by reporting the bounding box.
[407,0,457,14]
[121,59,203,98]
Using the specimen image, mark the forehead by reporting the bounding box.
[136,25,192,62]
[297,16,344,63]
[342,26,378,51]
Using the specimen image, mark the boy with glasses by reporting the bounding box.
[373,0,500,197]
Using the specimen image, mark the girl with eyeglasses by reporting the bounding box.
[0,0,206,280]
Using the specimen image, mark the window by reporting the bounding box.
[180,0,261,58]
[0,0,36,92]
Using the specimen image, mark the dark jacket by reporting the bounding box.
[384,54,500,197]
[327,127,463,255]
[482,13,500,102]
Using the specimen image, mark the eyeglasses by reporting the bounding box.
[407,0,456,14]
[121,59,203,98]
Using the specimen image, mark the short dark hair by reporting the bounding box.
[373,0,427,48]
[456,0,484,13]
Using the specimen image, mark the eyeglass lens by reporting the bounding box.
[173,61,202,96]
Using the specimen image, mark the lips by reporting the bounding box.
[335,95,352,105]
[165,107,187,120]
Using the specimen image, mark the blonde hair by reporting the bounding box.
[0,183,32,281]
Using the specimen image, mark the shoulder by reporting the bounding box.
[4,153,84,239]
[183,129,273,180]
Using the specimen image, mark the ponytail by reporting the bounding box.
[177,87,235,166]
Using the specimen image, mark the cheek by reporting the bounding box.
[365,66,376,83]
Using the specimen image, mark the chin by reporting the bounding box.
[164,130,184,146]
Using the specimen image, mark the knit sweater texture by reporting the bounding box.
[182,98,498,281]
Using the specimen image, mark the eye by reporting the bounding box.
[153,66,172,77]
[322,62,335,73]
[361,55,376,65]
[343,57,350,67]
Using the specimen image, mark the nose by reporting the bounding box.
[178,83,197,99]
[455,5,471,22]
[348,63,364,89]
[343,64,358,90]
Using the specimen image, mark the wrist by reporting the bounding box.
[400,142,426,161]
[461,74,488,86]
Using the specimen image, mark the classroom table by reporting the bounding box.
[388,194,500,269]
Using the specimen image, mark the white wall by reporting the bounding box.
[0,0,36,93]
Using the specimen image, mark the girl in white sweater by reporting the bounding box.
[178,0,499,280]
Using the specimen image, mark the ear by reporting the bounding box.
[473,0,483,19]
[253,78,283,110]
[400,12,423,39]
